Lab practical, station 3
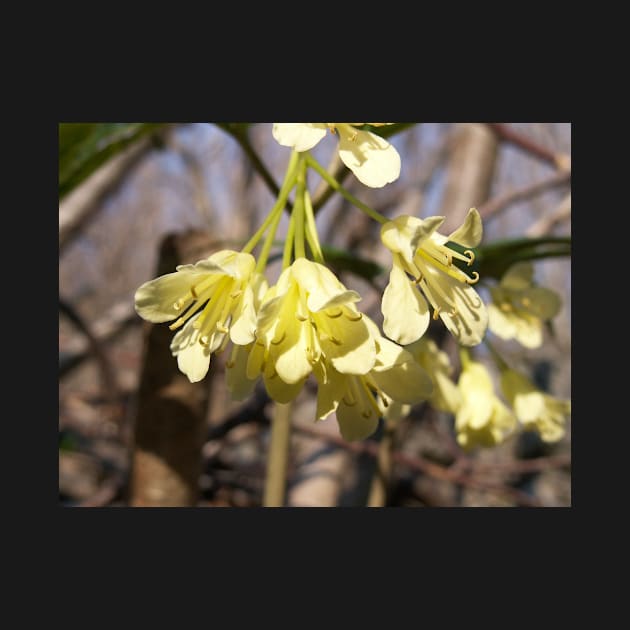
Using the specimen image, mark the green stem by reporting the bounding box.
[263,401,292,507]
[484,339,510,372]
[305,154,389,225]
[303,189,324,264]
[256,202,285,273]
[293,157,307,259]
[459,346,472,370]
[283,209,296,269]
[242,150,300,255]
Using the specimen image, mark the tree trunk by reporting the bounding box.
[128,231,215,507]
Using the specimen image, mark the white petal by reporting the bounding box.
[272,123,327,152]
[381,215,445,265]
[338,129,401,188]
[446,208,483,247]
[382,264,430,345]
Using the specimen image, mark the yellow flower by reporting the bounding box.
[455,359,517,450]
[272,123,401,188]
[488,262,561,348]
[500,369,571,442]
[380,208,487,346]
[405,337,461,414]
[247,257,378,403]
[134,250,260,383]
[314,316,433,440]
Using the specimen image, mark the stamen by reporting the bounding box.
[325,308,343,318]
[230,290,243,299]
[173,299,185,311]
[216,323,229,334]
[169,317,187,331]
[226,359,235,368]
[344,311,363,321]
[362,410,372,418]
[433,307,441,321]
[465,271,480,285]
[414,273,424,285]
[342,397,357,407]
[190,285,199,299]
[296,313,309,322]
[464,250,476,266]
[199,335,210,347]
[521,297,531,307]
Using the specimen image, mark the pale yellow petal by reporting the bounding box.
[520,287,562,320]
[512,314,543,348]
[382,264,430,345]
[230,284,257,345]
[272,123,327,152]
[336,401,380,441]
[337,129,401,188]
[501,262,534,290]
[246,341,266,380]
[381,215,445,264]
[263,371,305,404]
[422,266,487,346]
[445,208,483,247]
[135,269,215,323]
[488,302,518,340]
[291,258,361,312]
[226,344,258,400]
[321,312,376,375]
[170,315,211,383]
[205,250,256,279]
[371,357,433,404]
[314,368,346,420]
[274,320,313,384]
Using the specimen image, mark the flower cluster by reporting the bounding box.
[134,123,569,445]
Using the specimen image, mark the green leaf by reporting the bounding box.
[321,245,385,282]
[453,236,571,281]
[59,123,166,199]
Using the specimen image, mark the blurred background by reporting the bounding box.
[59,122,571,507]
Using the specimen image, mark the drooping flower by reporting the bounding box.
[487,262,562,348]
[380,208,487,346]
[455,359,517,450]
[134,250,261,383]
[314,317,433,440]
[247,257,378,404]
[500,368,571,442]
[272,123,401,188]
[405,337,461,414]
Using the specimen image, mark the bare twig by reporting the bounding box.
[487,123,569,169]
[59,298,121,410]
[526,193,571,237]
[478,170,571,221]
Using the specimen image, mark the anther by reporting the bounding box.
[362,410,372,418]
[230,290,243,299]
[345,311,362,321]
[217,323,229,334]
[433,307,441,321]
[342,397,356,407]
[226,360,235,368]
[270,332,285,345]
[190,285,199,299]
[465,271,480,285]
[173,299,185,311]
[199,335,210,347]
[325,308,343,318]
[464,250,476,266]
[168,317,186,331]
[414,273,424,285]
[296,313,309,322]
